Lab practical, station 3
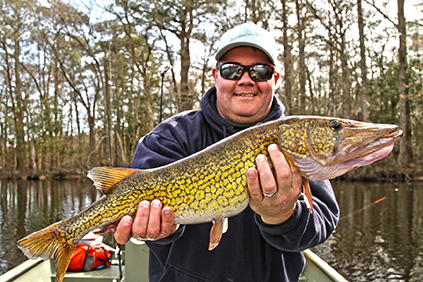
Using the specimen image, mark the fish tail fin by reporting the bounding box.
[17,220,77,282]
[302,178,313,214]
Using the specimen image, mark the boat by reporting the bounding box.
[300,249,348,282]
[0,239,347,282]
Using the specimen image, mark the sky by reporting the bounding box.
[67,0,422,23]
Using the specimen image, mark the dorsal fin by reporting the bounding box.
[87,167,140,195]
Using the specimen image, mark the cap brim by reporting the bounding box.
[215,42,275,65]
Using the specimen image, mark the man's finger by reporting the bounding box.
[255,154,278,196]
[114,215,133,244]
[161,207,177,237]
[147,199,163,238]
[267,144,291,180]
[246,167,263,201]
[132,201,151,237]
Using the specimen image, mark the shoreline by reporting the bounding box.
[1,167,422,182]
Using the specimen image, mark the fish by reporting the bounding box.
[17,116,403,282]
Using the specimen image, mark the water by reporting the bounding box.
[1,179,423,280]
[0,179,102,275]
[313,180,423,281]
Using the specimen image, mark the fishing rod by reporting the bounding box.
[339,196,386,221]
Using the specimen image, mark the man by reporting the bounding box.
[115,23,339,281]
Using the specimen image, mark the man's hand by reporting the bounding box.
[247,143,303,225]
[114,199,178,244]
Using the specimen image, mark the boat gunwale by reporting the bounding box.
[0,258,48,282]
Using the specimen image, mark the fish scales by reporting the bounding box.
[116,119,282,224]
[16,116,403,282]
[56,119,282,244]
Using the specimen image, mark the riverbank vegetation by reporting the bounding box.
[0,0,422,181]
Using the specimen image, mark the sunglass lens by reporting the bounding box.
[220,64,244,80]
[250,65,273,81]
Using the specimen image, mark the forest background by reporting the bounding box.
[0,0,422,181]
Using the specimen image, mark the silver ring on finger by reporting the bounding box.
[133,235,150,241]
[130,236,147,245]
[263,190,277,198]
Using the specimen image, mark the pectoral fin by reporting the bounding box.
[302,178,313,213]
[208,218,228,251]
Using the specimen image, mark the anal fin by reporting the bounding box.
[302,178,313,213]
[208,218,228,251]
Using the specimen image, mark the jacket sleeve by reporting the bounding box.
[255,180,339,252]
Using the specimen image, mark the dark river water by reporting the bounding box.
[313,180,423,282]
[1,179,422,281]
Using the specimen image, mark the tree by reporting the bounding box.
[107,1,159,132]
[357,0,369,121]
[397,0,411,167]
[144,0,222,111]
[44,1,102,153]
[278,0,294,113]
[307,0,355,118]
[1,0,30,171]
[295,0,307,111]
[0,0,421,177]
[363,0,412,168]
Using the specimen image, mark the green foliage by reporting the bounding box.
[0,0,422,177]
[368,60,400,124]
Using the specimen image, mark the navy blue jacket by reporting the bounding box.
[131,86,339,282]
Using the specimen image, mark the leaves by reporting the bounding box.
[0,0,422,176]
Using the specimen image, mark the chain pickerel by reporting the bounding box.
[17,116,402,282]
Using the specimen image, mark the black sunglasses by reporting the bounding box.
[217,62,275,82]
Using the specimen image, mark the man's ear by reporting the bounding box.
[212,66,218,80]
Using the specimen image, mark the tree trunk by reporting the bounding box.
[296,0,306,111]
[142,70,155,131]
[13,18,27,171]
[179,33,193,111]
[340,41,351,118]
[329,46,336,116]
[397,0,411,167]
[281,0,292,113]
[357,0,369,121]
[104,57,114,166]
[0,85,7,169]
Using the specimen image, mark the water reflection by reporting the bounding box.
[0,179,101,275]
[313,180,423,281]
[2,179,423,280]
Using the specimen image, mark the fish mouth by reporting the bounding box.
[341,128,403,169]
[384,130,403,139]
[311,125,403,167]
[293,128,403,181]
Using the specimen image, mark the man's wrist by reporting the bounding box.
[260,203,297,225]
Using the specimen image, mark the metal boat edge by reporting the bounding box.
[1,242,347,282]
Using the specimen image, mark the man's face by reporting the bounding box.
[212,47,280,124]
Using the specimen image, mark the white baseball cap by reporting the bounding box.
[215,22,278,65]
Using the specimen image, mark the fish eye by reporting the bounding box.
[329,119,342,131]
